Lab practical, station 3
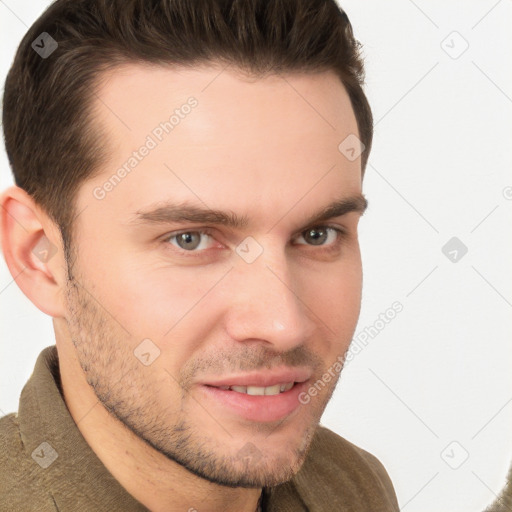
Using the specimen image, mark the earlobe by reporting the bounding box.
[0,186,67,318]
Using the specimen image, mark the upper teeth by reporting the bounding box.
[218,382,294,395]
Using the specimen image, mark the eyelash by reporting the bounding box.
[162,225,347,257]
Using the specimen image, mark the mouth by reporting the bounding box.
[198,373,311,423]
[211,382,295,395]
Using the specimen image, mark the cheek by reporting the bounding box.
[298,259,362,339]
[89,254,228,345]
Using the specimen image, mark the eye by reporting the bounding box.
[294,226,344,247]
[166,230,215,251]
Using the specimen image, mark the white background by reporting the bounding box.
[1,1,511,511]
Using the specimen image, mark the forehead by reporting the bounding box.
[80,62,362,226]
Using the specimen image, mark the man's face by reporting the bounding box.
[64,63,365,487]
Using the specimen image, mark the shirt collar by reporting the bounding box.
[17,345,149,510]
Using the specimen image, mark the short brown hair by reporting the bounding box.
[2,0,372,259]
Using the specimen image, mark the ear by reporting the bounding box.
[0,185,67,317]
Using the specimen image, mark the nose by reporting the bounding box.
[223,246,316,352]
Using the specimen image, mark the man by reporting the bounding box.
[0,0,399,510]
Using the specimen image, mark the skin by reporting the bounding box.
[1,62,366,512]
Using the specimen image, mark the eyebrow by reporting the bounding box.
[130,195,368,230]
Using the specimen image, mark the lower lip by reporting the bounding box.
[198,382,308,423]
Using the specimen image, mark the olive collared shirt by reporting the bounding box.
[0,346,400,511]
